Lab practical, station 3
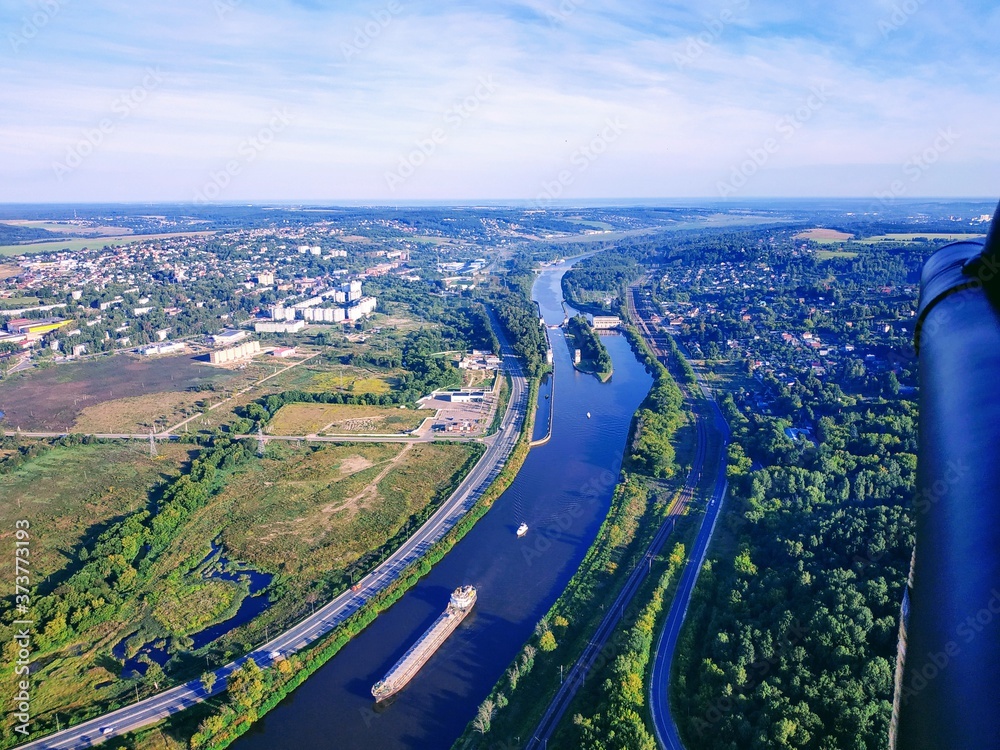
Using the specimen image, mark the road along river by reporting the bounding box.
[231,262,653,750]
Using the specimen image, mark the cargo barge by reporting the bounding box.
[371,585,477,702]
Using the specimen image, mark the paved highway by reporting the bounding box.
[628,284,732,750]
[19,316,529,750]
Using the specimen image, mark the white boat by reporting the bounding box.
[587,412,591,418]
[516,522,528,538]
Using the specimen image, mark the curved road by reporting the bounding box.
[627,283,732,750]
[526,418,707,750]
[19,318,528,750]
[648,398,728,750]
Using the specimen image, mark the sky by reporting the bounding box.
[0,0,997,203]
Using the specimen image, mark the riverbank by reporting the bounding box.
[122,373,541,750]
[452,342,695,749]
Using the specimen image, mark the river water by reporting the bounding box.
[232,262,652,750]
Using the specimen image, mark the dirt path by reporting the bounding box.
[321,442,414,517]
[162,351,322,434]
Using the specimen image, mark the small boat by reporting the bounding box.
[516,522,528,538]
[587,412,591,418]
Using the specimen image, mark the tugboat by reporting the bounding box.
[516,522,529,538]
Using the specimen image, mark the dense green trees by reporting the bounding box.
[566,315,612,379]
[622,325,685,477]
[572,544,686,750]
[659,227,919,749]
[563,251,644,313]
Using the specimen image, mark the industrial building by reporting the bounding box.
[6,317,71,336]
[589,315,622,330]
[141,342,186,356]
[441,390,486,403]
[212,329,248,346]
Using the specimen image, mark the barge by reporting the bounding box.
[371,585,477,701]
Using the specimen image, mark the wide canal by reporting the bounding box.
[232,261,652,749]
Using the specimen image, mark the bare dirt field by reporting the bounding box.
[0,354,244,431]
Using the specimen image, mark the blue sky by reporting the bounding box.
[0,0,997,202]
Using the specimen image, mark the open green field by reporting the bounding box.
[0,295,40,308]
[815,248,860,260]
[863,232,984,242]
[217,442,477,576]
[1,221,134,236]
[689,358,760,397]
[267,403,432,435]
[0,441,196,579]
[203,362,400,431]
[0,230,216,257]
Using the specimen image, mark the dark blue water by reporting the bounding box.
[116,544,271,676]
[232,262,652,750]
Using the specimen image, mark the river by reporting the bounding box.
[231,261,652,750]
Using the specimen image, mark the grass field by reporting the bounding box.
[815,249,859,260]
[71,390,209,433]
[267,403,432,435]
[203,362,400,432]
[0,295,40,308]
[0,354,259,431]
[217,442,477,576]
[0,441,196,582]
[0,438,476,731]
[0,230,216,257]
[863,232,984,242]
[690,358,760,397]
[1,221,134,236]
